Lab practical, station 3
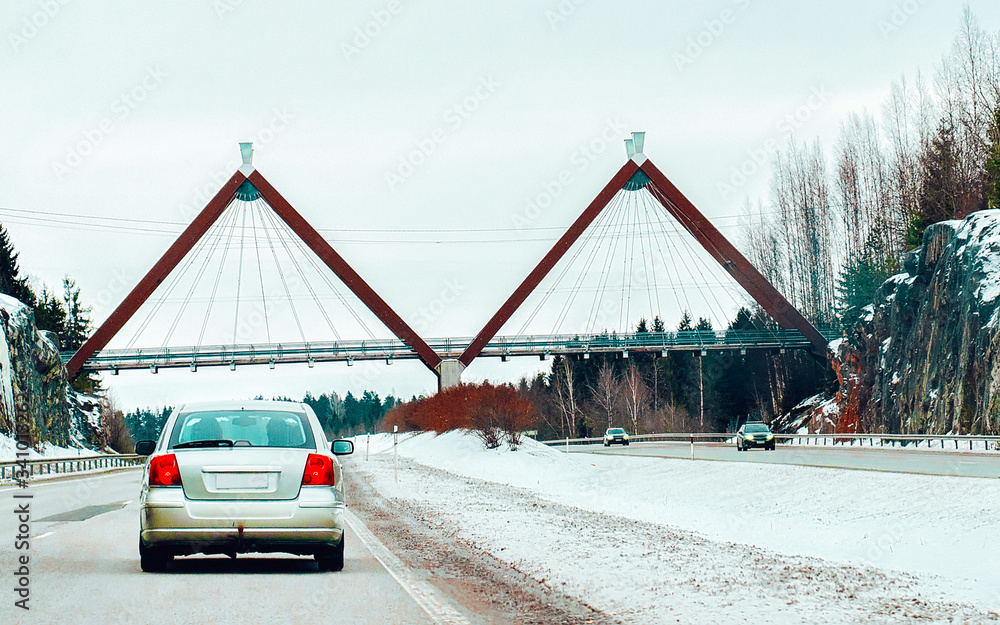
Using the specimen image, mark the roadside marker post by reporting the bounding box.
[394,425,399,483]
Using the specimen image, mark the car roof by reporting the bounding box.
[176,400,307,413]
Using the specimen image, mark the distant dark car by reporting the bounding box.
[604,428,630,446]
[736,422,775,451]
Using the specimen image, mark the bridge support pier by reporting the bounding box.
[435,358,466,391]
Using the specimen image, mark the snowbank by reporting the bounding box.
[0,429,92,461]
[353,431,1000,620]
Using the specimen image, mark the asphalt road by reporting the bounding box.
[575,441,1000,478]
[0,469,459,625]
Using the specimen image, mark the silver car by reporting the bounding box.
[135,400,354,572]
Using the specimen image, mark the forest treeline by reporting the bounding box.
[116,389,401,450]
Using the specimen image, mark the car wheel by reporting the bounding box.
[139,539,172,573]
[624,441,629,446]
[604,442,609,447]
[317,536,345,572]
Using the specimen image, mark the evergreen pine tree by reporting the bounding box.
[61,277,91,350]
[986,106,1000,209]
[651,316,665,333]
[0,224,34,305]
[34,287,67,340]
[837,233,900,328]
[908,123,960,248]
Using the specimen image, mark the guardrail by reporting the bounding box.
[0,454,145,481]
[541,432,1000,451]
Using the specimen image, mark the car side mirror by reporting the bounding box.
[331,440,354,455]
[135,440,156,455]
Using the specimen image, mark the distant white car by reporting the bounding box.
[604,428,630,446]
[135,400,354,572]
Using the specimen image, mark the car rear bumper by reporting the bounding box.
[140,486,345,554]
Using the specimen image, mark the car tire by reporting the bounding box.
[317,536,345,572]
[139,539,172,573]
[624,441,629,446]
[604,442,610,447]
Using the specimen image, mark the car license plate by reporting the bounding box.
[215,473,269,489]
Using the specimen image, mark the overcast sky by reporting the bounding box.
[3,1,1000,411]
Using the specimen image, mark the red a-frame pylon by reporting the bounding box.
[457,132,829,368]
[66,147,442,378]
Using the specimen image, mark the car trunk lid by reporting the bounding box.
[174,448,308,500]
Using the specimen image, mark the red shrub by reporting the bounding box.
[382,381,538,448]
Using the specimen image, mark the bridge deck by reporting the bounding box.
[64,329,841,372]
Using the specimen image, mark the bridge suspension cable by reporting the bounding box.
[505,182,774,341]
[111,190,388,357]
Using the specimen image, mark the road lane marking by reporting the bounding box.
[345,509,472,625]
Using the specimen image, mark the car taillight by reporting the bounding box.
[149,454,182,486]
[302,453,335,486]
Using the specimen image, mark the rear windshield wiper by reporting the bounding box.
[173,439,235,449]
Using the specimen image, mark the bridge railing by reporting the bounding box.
[65,328,844,372]
[541,432,1000,451]
[0,454,145,482]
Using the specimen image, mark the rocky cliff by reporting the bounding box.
[834,210,1000,435]
[0,294,100,448]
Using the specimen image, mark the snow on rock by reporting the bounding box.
[0,295,18,433]
[835,209,1000,435]
[0,293,99,450]
[0,428,91,461]
[772,393,839,434]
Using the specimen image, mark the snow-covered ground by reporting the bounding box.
[0,429,93,461]
[350,431,1000,624]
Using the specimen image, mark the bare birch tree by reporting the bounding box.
[622,363,650,435]
[590,364,619,429]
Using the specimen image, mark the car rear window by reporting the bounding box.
[168,410,316,449]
